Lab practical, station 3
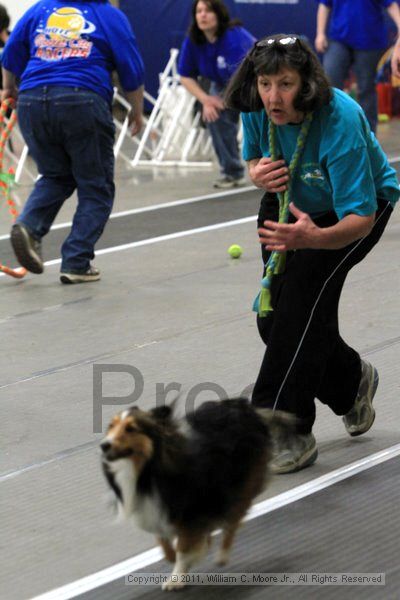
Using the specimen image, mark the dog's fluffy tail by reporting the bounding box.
[255,408,296,437]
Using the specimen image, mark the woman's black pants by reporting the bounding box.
[251,193,393,434]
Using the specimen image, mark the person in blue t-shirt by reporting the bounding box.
[315,0,400,133]
[225,34,399,473]
[1,0,144,284]
[0,4,10,89]
[178,0,255,188]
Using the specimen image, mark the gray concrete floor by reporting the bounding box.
[78,458,400,600]
[0,120,399,600]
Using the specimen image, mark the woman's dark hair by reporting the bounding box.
[189,0,241,44]
[0,5,10,32]
[225,33,333,113]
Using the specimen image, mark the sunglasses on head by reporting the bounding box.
[256,36,298,48]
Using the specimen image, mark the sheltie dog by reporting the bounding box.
[100,398,292,591]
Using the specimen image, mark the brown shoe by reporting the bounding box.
[213,176,246,189]
[10,223,43,274]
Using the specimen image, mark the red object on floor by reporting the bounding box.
[376,82,392,116]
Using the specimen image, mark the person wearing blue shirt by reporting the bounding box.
[315,0,400,133]
[225,34,399,473]
[178,0,255,188]
[1,0,144,283]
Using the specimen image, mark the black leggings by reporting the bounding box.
[252,193,393,434]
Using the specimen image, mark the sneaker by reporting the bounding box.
[213,176,246,189]
[271,432,318,474]
[60,266,100,284]
[343,360,378,437]
[10,223,43,274]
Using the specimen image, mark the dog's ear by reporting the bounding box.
[150,393,181,422]
[150,405,173,422]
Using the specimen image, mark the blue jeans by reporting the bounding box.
[17,86,115,272]
[323,41,384,133]
[207,82,244,179]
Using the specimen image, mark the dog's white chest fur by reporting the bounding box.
[133,492,172,537]
[108,458,173,538]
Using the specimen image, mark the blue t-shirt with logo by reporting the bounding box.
[178,26,255,87]
[317,0,394,50]
[242,89,399,220]
[2,0,145,104]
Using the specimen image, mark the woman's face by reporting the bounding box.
[195,1,218,36]
[257,68,303,125]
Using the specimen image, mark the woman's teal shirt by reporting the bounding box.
[242,89,400,219]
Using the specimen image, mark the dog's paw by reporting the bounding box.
[162,577,186,591]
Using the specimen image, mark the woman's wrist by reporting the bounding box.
[201,94,212,106]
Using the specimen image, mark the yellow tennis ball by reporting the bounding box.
[46,7,84,40]
[378,114,390,122]
[228,244,243,259]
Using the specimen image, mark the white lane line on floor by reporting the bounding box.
[0,340,160,391]
[30,443,400,600]
[0,215,257,277]
[104,186,256,220]
[0,186,256,241]
[2,154,399,244]
[0,442,97,483]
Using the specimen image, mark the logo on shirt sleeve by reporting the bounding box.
[34,6,96,61]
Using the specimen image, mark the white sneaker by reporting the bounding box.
[60,265,100,284]
[213,176,246,189]
[271,432,318,474]
[343,360,378,436]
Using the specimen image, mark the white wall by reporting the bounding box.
[2,0,38,27]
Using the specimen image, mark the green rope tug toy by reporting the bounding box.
[253,112,313,317]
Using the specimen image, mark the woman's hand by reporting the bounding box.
[179,77,224,122]
[392,44,400,79]
[315,33,328,54]
[258,203,375,251]
[248,157,289,192]
[128,112,143,137]
[258,203,318,251]
[1,88,17,102]
[125,86,144,136]
[1,69,18,102]
[202,95,225,122]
